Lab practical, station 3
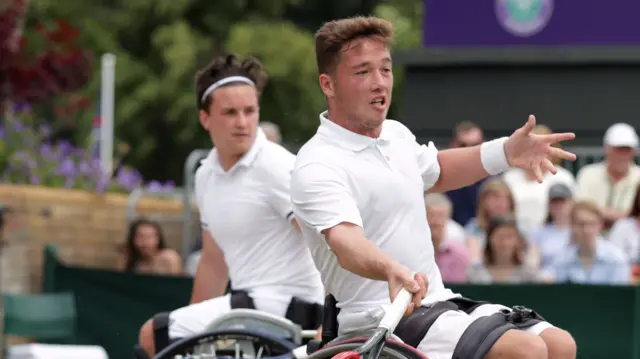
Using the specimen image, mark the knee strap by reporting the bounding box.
[453,311,515,359]
[507,305,544,329]
[152,312,172,353]
[230,290,256,309]
[133,344,150,359]
[394,301,459,348]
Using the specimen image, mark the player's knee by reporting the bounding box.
[539,328,577,359]
[139,319,156,357]
[487,329,548,359]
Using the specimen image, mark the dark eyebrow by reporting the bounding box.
[351,57,393,69]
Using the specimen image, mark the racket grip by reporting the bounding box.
[379,288,413,332]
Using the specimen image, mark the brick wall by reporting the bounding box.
[0,185,197,293]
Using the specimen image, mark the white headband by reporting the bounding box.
[200,76,256,103]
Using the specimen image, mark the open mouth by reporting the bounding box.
[371,97,386,108]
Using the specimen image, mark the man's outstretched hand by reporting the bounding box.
[388,268,428,316]
[504,115,577,183]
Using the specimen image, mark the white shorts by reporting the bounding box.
[417,303,554,359]
[167,294,290,339]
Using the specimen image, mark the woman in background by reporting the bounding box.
[467,215,539,284]
[118,217,182,275]
[530,183,574,270]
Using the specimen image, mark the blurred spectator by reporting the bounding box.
[576,123,640,226]
[608,183,640,264]
[551,201,630,285]
[118,217,183,275]
[466,216,539,284]
[530,183,573,269]
[464,177,516,261]
[503,125,576,234]
[259,121,282,144]
[425,193,471,283]
[445,121,486,226]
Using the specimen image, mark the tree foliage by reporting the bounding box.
[13,0,422,184]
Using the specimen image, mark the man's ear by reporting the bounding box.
[199,110,210,131]
[319,73,335,98]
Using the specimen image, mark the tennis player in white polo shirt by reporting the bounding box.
[136,54,324,358]
[291,17,578,359]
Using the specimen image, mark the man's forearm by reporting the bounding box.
[429,146,489,193]
[325,224,404,281]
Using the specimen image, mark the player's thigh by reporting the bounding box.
[469,303,554,335]
[168,294,232,339]
[416,309,476,359]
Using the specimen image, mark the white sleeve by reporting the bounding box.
[415,141,441,190]
[266,154,296,221]
[194,163,212,231]
[290,163,363,233]
[401,126,441,190]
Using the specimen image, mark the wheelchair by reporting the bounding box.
[152,290,426,359]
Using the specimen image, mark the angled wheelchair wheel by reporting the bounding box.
[306,338,427,359]
[152,329,297,359]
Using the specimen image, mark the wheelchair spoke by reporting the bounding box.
[256,346,264,359]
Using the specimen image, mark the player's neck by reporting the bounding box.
[326,109,382,139]
[218,152,244,172]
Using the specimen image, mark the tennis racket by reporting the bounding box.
[330,288,413,359]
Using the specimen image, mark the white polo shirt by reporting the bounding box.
[195,129,324,313]
[291,112,458,332]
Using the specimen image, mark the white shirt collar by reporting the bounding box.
[316,111,392,152]
[203,128,267,174]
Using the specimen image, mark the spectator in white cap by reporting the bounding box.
[576,123,640,226]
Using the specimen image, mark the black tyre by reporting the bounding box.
[152,329,297,359]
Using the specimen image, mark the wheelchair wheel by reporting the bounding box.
[152,329,297,359]
[306,339,427,359]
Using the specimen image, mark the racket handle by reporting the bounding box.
[378,288,413,332]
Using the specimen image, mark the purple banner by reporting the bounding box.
[424,0,640,47]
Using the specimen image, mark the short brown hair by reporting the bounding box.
[194,53,268,112]
[476,177,515,230]
[454,121,480,136]
[314,16,394,75]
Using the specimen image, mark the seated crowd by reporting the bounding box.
[119,121,640,286]
[436,121,640,285]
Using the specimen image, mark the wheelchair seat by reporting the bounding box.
[205,309,305,345]
[326,329,404,346]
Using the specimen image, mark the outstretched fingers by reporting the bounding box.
[549,146,577,161]
[542,132,576,144]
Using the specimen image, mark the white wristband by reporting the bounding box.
[480,137,510,175]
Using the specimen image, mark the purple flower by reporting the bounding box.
[95,176,109,194]
[0,126,4,138]
[11,119,24,132]
[29,174,40,185]
[116,167,142,191]
[162,180,176,191]
[79,160,91,175]
[40,144,55,160]
[145,180,163,193]
[56,158,76,177]
[57,140,74,156]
